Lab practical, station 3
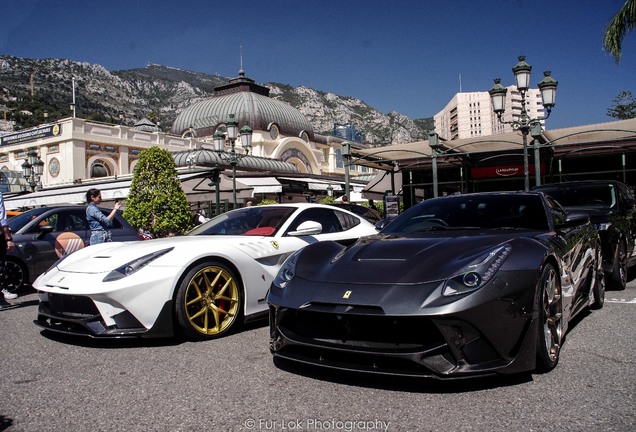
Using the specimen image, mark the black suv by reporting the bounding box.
[533,180,636,290]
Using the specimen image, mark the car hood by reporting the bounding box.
[55,235,274,274]
[296,231,538,284]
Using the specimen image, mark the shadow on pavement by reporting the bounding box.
[38,329,186,348]
[37,317,269,349]
[272,356,533,393]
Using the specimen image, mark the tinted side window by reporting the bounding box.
[57,210,88,232]
[618,183,634,207]
[105,211,124,229]
[546,196,566,226]
[67,211,88,230]
[333,209,361,230]
[42,213,60,231]
[285,208,343,234]
[38,210,86,232]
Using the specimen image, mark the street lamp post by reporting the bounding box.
[341,141,351,201]
[21,149,44,192]
[213,114,253,208]
[208,166,222,216]
[428,132,443,198]
[489,56,558,191]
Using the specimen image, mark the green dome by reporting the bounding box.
[171,72,314,141]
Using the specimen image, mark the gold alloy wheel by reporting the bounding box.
[182,265,240,337]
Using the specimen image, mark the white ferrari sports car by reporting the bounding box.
[33,203,377,340]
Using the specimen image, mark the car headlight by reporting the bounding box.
[442,244,511,296]
[272,249,303,289]
[596,222,611,231]
[103,248,174,282]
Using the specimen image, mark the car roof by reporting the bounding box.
[428,191,542,200]
[19,205,86,212]
[534,180,626,188]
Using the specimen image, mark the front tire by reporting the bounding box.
[175,262,243,341]
[610,240,627,291]
[3,259,27,293]
[535,263,563,373]
[591,243,605,310]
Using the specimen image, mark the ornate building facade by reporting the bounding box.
[0,70,372,208]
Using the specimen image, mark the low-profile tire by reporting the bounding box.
[591,243,605,310]
[535,263,563,373]
[3,258,27,293]
[610,240,627,291]
[175,262,243,341]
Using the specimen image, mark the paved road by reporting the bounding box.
[1,280,635,432]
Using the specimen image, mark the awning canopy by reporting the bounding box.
[173,149,298,174]
[4,171,254,209]
[362,170,403,201]
[352,118,636,172]
[238,177,283,194]
[179,173,253,203]
[277,177,367,192]
[3,176,141,209]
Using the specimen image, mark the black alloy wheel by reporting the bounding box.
[3,259,27,293]
[535,263,563,372]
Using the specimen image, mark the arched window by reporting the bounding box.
[90,159,110,178]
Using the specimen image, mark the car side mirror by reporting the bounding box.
[35,224,55,240]
[288,221,323,236]
[375,218,394,230]
[556,211,590,229]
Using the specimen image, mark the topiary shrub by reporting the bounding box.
[123,146,192,237]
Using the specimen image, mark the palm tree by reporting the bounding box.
[604,0,636,63]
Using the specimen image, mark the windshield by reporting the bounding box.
[7,207,51,232]
[538,184,616,210]
[382,194,549,234]
[188,206,296,236]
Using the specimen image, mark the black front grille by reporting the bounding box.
[46,293,99,318]
[278,308,445,352]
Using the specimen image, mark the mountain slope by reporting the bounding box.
[0,56,433,145]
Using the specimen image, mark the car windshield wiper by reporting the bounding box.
[445,226,482,230]
[489,226,530,230]
[414,226,481,232]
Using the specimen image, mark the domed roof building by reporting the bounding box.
[0,69,370,211]
[172,70,314,142]
[170,70,344,176]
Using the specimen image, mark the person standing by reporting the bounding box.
[86,188,122,245]
[0,191,17,310]
[192,209,208,226]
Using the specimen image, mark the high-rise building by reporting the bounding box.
[434,87,545,140]
[333,122,363,143]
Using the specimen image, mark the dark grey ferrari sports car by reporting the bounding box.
[267,192,605,379]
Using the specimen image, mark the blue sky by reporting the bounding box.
[1,0,634,130]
